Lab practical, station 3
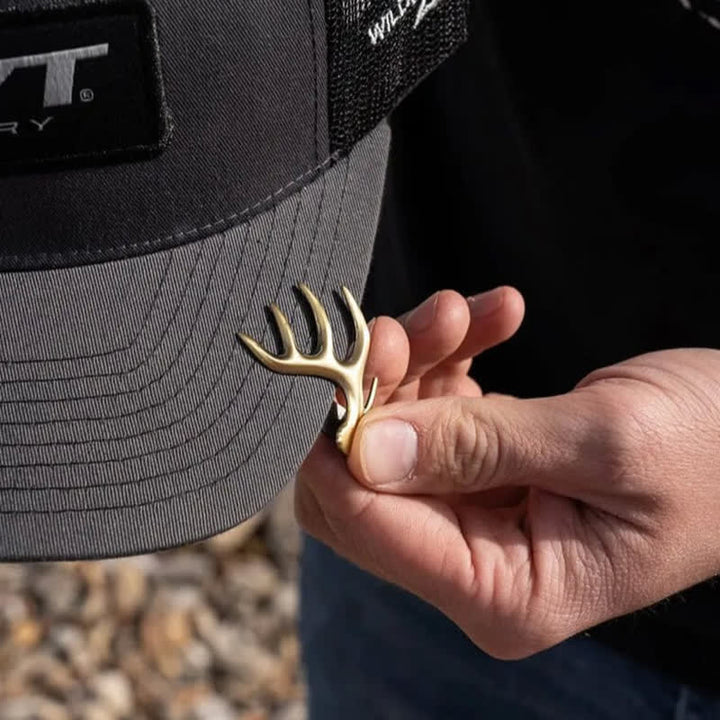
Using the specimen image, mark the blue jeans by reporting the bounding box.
[300,537,720,720]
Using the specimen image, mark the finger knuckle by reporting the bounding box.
[436,400,501,490]
[589,392,652,489]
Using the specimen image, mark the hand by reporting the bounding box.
[296,288,720,659]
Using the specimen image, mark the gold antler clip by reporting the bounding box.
[237,284,378,455]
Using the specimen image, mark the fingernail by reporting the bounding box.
[467,289,504,318]
[360,419,418,486]
[404,293,438,334]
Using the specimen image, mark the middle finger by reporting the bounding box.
[393,290,471,402]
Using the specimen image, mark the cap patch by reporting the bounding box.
[0,0,171,175]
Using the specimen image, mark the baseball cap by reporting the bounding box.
[0,0,468,560]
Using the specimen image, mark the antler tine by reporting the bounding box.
[236,301,299,373]
[341,286,371,367]
[236,330,291,375]
[269,303,299,360]
[297,283,334,361]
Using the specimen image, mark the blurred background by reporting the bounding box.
[0,485,305,720]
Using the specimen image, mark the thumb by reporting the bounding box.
[347,393,606,496]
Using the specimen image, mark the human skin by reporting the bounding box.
[295,287,720,659]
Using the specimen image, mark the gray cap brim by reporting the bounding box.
[0,124,389,561]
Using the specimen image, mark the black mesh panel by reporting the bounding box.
[326,0,469,153]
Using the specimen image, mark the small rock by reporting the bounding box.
[225,558,279,602]
[76,702,115,720]
[0,593,29,625]
[0,696,70,720]
[166,683,212,720]
[249,610,283,645]
[273,583,299,623]
[272,702,307,720]
[3,652,76,697]
[206,512,265,554]
[76,562,106,588]
[31,567,81,619]
[118,651,171,711]
[191,604,219,645]
[217,641,291,703]
[141,604,193,678]
[90,671,134,717]
[0,564,26,592]
[111,561,148,620]
[76,563,108,624]
[278,635,300,667]
[188,694,236,720]
[50,624,96,677]
[202,622,255,674]
[238,711,270,720]
[159,584,205,611]
[182,641,213,678]
[86,619,116,667]
[80,585,108,625]
[10,618,43,649]
[153,553,213,585]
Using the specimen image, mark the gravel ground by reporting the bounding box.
[0,486,306,720]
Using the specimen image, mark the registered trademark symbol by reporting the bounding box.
[80,88,94,103]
